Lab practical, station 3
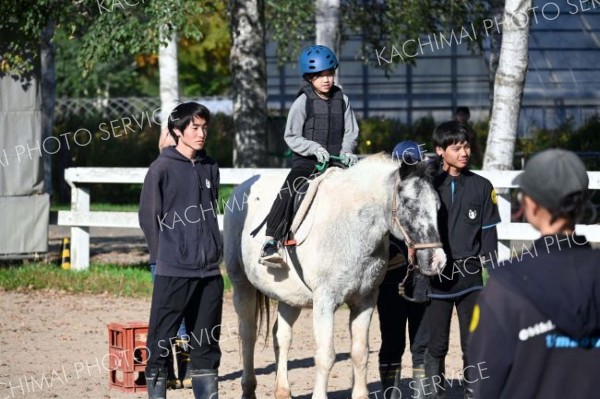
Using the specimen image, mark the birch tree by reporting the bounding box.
[316,0,341,65]
[159,30,180,129]
[483,0,533,171]
[230,0,267,167]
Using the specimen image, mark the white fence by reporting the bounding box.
[57,167,600,270]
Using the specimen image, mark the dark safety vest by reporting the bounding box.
[299,84,345,155]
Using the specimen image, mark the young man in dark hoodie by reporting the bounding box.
[468,149,599,399]
[139,102,223,399]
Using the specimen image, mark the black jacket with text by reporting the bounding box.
[468,234,600,398]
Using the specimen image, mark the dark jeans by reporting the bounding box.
[378,268,429,368]
[265,160,317,239]
[426,290,479,365]
[146,274,224,370]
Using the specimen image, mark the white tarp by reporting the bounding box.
[0,75,49,256]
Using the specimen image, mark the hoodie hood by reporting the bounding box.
[492,235,600,340]
[160,146,207,162]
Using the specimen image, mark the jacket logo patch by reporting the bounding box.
[468,209,477,219]
[519,319,555,341]
[205,179,211,189]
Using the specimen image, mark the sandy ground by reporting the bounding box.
[0,227,466,399]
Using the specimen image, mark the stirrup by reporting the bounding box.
[259,240,286,268]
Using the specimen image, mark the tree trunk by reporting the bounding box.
[483,0,532,171]
[159,30,180,129]
[41,19,55,195]
[315,0,341,80]
[230,0,267,167]
[486,0,504,117]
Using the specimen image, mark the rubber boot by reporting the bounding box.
[176,339,192,388]
[145,367,167,399]
[379,366,402,399]
[191,369,218,399]
[424,352,446,399]
[412,364,426,399]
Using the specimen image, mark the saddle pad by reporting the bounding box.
[290,167,340,242]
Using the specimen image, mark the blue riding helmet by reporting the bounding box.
[392,140,423,164]
[299,45,339,75]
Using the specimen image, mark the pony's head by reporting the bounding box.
[391,160,447,276]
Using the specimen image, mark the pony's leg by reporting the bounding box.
[312,294,336,399]
[273,302,301,399]
[232,279,259,399]
[349,294,377,399]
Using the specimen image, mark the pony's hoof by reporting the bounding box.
[241,395,257,399]
[275,387,292,399]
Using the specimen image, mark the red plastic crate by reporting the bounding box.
[108,321,149,393]
[109,370,147,393]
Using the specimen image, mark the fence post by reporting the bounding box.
[70,184,90,270]
[497,192,512,261]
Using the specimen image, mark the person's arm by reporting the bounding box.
[468,278,515,398]
[480,181,501,257]
[341,95,359,154]
[139,169,163,263]
[283,95,323,156]
[158,127,176,152]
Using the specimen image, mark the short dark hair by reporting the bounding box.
[303,68,336,82]
[455,106,470,116]
[432,120,471,150]
[549,190,591,225]
[167,102,210,144]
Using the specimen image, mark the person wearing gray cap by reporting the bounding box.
[468,149,599,399]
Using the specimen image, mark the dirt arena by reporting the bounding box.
[0,227,466,399]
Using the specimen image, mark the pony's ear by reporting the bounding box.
[398,160,437,182]
[398,160,417,180]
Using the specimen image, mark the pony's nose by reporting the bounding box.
[432,248,447,274]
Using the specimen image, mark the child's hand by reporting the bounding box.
[340,152,358,167]
[315,147,330,163]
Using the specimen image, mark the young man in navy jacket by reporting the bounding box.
[469,149,598,398]
[139,102,223,399]
[424,121,500,399]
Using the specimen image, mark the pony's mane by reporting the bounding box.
[337,152,435,185]
[340,152,397,180]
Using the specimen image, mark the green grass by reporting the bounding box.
[0,262,232,298]
[50,185,236,213]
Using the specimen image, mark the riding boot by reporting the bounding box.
[412,364,426,399]
[424,352,446,399]
[379,365,402,399]
[145,367,167,399]
[191,369,218,399]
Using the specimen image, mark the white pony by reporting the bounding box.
[223,154,446,399]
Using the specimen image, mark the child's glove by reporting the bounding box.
[315,147,330,163]
[340,152,358,166]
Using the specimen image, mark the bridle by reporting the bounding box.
[390,179,443,267]
[390,179,443,302]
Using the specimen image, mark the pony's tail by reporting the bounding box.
[256,289,271,349]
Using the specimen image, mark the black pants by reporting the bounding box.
[265,160,317,239]
[378,268,429,368]
[146,274,224,370]
[426,290,479,365]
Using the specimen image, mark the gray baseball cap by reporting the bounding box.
[513,149,589,210]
